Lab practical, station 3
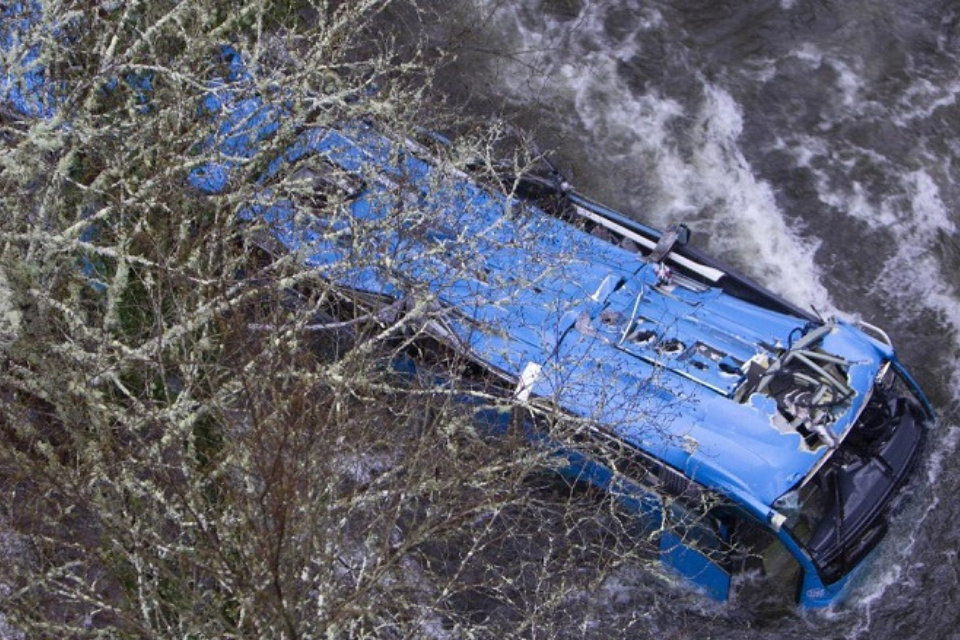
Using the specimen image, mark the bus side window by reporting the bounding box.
[660,501,732,600]
[727,512,803,607]
[666,502,729,563]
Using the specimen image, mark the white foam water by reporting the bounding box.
[683,84,832,311]
[845,425,960,637]
[764,40,960,392]
[871,172,960,367]
[466,0,833,311]
[447,2,960,636]
[801,142,960,393]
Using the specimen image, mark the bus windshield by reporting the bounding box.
[776,376,923,584]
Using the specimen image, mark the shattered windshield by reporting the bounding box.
[778,480,827,547]
[773,366,924,584]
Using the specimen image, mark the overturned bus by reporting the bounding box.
[1,11,934,608]
[195,113,933,607]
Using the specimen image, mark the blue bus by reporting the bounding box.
[1,9,934,609]
[212,116,932,607]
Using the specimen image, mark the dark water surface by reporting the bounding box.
[428,0,960,637]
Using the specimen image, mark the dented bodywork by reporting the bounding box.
[241,122,932,607]
[1,14,934,609]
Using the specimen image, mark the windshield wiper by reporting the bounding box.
[833,471,846,575]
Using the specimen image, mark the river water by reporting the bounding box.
[427,0,960,637]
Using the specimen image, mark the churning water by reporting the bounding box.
[431,0,960,637]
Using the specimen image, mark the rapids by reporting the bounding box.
[430,1,960,636]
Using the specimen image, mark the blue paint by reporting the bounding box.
[0,2,57,118]
[1,8,934,609]
[660,530,731,601]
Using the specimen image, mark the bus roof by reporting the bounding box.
[251,126,891,512]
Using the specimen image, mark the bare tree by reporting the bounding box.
[0,2,736,639]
